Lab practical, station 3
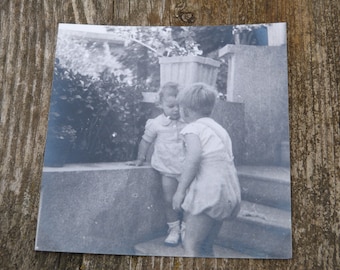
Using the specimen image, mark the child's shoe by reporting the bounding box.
[164,220,181,246]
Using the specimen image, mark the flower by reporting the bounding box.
[49,125,77,143]
[106,26,203,57]
[232,24,265,35]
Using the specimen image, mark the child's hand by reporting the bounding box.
[125,160,144,166]
[172,190,185,212]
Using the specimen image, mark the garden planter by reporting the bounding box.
[142,92,158,103]
[159,56,220,87]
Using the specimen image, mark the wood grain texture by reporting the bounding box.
[0,0,339,269]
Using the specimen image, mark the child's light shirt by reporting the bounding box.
[180,117,240,220]
[142,114,186,176]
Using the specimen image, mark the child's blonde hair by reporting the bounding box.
[158,82,180,102]
[177,83,217,116]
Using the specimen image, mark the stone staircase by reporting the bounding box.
[134,166,292,258]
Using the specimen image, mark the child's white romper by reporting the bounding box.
[142,114,186,176]
[180,117,241,220]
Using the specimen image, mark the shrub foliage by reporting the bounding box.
[47,59,150,163]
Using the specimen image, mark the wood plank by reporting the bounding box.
[0,0,339,269]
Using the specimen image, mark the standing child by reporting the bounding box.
[128,82,186,246]
[173,82,241,257]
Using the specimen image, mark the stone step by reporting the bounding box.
[217,200,292,258]
[134,236,251,258]
[237,166,291,210]
[134,200,291,259]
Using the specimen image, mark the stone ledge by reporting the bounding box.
[218,201,292,258]
[43,162,152,172]
[237,166,290,184]
[36,163,291,256]
[36,163,166,255]
[238,166,291,210]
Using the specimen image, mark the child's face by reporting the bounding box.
[161,96,180,120]
[179,106,190,123]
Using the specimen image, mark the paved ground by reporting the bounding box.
[134,236,250,258]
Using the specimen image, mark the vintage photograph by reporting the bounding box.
[35,23,291,258]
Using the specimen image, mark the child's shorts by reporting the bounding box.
[159,171,181,181]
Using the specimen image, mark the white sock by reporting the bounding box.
[167,220,180,229]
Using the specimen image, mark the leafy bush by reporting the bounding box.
[47,59,150,164]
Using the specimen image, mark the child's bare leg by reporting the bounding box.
[183,213,222,257]
[201,219,223,256]
[162,175,181,245]
[161,175,180,222]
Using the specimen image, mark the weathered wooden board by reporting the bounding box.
[0,0,339,269]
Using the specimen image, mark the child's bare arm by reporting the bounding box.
[126,138,151,166]
[136,138,151,165]
[173,133,201,210]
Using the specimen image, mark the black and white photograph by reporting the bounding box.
[35,22,291,259]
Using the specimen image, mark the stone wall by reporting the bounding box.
[211,100,246,165]
[219,45,289,165]
[36,163,291,258]
[35,163,166,255]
